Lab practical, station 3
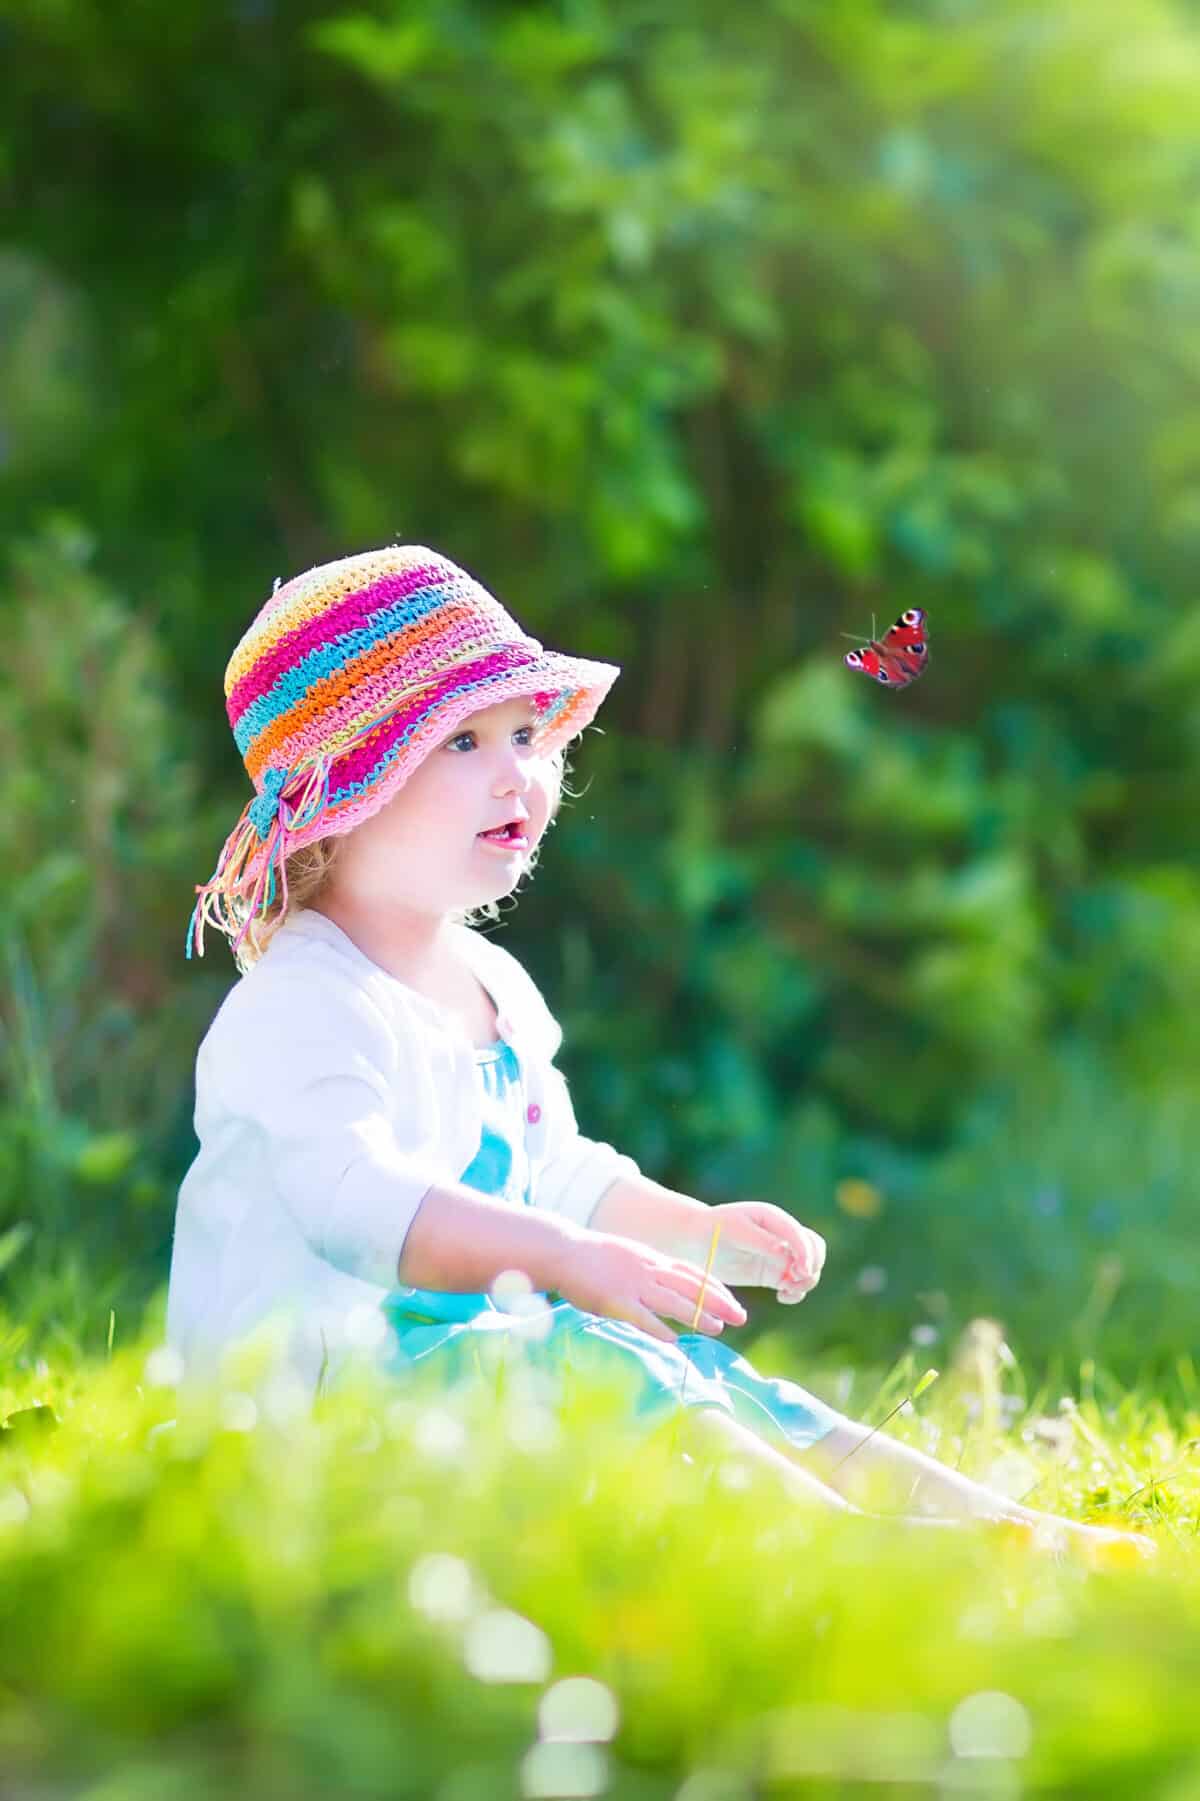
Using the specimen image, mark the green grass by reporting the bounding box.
[1,1309,1198,1800]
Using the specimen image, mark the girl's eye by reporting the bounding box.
[447,726,535,752]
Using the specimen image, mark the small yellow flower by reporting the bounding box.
[836,1179,883,1220]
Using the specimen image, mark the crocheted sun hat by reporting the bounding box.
[186,544,621,961]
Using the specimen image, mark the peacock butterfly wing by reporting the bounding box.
[844,607,929,688]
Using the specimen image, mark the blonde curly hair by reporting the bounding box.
[230,746,573,973]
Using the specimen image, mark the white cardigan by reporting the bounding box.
[165,907,640,1393]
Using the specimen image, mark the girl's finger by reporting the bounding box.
[670,1252,743,1291]
[785,1230,826,1281]
[644,1284,727,1337]
[730,1216,794,1260]
[623,1301,679,1344]
[667,1262,747,1321]
[731,1212,807,1272]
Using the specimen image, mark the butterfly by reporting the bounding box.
[843,607,929,688]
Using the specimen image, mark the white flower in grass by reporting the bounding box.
[521,1742,608,1798]
[413,1406,468,1461]
[464,1608,552,1684]
[538,1676,619,1743]
[409,1551,477,1623]
[949,1690,1032,1760]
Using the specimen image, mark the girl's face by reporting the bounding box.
[326,695,562,921]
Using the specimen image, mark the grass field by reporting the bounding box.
[0,1303,1196,1800]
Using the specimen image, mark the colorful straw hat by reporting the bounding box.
[187,544,621,961]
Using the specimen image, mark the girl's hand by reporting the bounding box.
[701,1201,827,1304]
[552,1231,748,1345]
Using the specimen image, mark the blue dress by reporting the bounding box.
[378,1037,845,1453]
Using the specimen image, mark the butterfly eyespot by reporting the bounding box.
[877,668,889,682]
[845,652,863,667]
[901,609,921,625]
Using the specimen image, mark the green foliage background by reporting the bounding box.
[3,0,1200,1375]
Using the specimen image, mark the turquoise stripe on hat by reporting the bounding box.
[233,583,450,755]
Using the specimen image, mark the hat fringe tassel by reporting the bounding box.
[186,757,333,961]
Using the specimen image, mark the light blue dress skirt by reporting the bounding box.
[378,1039,845,1454]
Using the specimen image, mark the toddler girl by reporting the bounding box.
[167,545,1149,1551]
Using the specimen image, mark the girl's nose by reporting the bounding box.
[494,752,532,794]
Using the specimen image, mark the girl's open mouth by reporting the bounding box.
[477,821,530,848]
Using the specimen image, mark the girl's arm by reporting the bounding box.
[398,1178,747,1341]
[396,1178,586,1292]
[589,1171,712,1257]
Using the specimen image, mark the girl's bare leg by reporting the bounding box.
[799,1421,1033,1519]
[670,1410,961,1531]
[666,1411,1153,1554]
[674,1407,860,1512]
[795,1421,1154,1551]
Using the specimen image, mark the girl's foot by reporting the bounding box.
[989,1514,1157,1566]
[1061,1520,1157,1567]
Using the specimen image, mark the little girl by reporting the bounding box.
[167,545,1149,1551]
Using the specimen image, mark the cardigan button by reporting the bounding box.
[526,1103,541,1125]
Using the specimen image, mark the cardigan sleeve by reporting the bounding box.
[531,1059,641,1228]
[205,960,441,1289]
